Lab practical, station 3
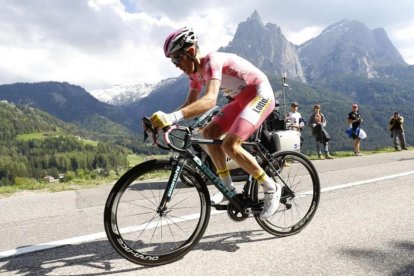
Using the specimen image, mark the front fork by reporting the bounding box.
[156,157,185,214]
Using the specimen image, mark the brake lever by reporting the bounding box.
[142,117,153,142]
[142,116,173,141]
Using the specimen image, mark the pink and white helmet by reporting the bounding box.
[163,27,198,57]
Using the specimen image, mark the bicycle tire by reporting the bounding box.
[254,151,320,236]
[104,159,210,266]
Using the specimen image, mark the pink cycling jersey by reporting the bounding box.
[189,52,268,98]
[189,52,275,140]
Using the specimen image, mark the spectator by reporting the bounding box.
[347,103,366,156]
[389,112,408,151]
[286,102,305,131]
[308,104,334,160]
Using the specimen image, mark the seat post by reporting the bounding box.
[252,124,263,142]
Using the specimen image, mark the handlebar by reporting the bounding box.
[142,106,220,153]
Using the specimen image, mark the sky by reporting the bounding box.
[1,0,414,91]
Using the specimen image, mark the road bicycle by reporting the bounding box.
[104,107,320,266]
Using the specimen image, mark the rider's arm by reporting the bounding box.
[180,79,221,119]
[150,80,220,128]
[177,88,200,109]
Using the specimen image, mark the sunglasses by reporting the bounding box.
[171,53,184,65]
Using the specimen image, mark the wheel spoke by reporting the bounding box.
[255,152,320,236]
[104,160,210,265]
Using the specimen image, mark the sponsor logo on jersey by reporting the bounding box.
[251,96,270,114]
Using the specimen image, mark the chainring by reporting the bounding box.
[227,203,249,222]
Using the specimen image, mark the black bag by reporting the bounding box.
[259,130,277,153]
[321,127,331,142]
[259,108,286,153]
[263,108,285,131]
[315,124,331,142]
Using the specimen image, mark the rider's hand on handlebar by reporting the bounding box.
[150,110,184,129]
[150,111,174,129]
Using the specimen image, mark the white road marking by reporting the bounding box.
[1,171,413,260]
[320,170,414,192]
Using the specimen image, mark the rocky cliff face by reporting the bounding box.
[219,11,305,82]
[298,20,407,82]
[87,13,408,106]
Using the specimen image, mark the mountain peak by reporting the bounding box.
[89,78,177,106]
[320,19,370,38]
[298,19,406,81]
[219,11,305,81]
[248,10,264,26]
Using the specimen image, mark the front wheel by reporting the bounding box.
[254,151,320,236]
[104,159,210,266]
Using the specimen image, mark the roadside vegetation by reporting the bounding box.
[1,148,410,196]
[0,101,167,195]
[1,101,411,196]
[307,146,411,160]
[0,153,168,195]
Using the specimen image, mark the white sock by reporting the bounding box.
[217,169,234,190]
[255,171,276,193]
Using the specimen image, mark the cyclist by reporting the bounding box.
[150,27,281,220]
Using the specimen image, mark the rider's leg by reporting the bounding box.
[202,123,234,204]
[202,124,227,169]
[222,133,275,191]
[222,84,279,219]
[202,99,242,177]
[222,133,281,220]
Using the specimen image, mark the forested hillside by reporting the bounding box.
[0,101,131,185]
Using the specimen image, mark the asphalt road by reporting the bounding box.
[0,151,413,275]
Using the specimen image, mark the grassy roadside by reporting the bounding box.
[306,146,411,160]
[0,148,411,196]
[0,154,168,196]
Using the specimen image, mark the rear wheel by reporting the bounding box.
[254,151,320,236]
[104,159,210,266]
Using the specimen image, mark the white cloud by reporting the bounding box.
[0,0,413,90]
[387,20,414,64]
[284,26,324,46]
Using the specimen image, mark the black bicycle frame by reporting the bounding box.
[157,137,247,214]
[153,119,290,216]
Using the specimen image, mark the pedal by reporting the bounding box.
[244,208,254,215]
[248,202,263,215]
